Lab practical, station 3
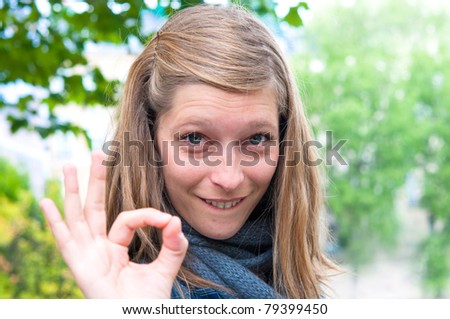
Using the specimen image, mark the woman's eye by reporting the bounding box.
[184,132,203,145]
[249,134,268,145]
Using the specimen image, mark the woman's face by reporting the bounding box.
[157,84,279,240]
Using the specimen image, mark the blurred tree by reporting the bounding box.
[410,46,450,297]
[0,0,308,147]
[0,158,82,298]
[292,0,429,269]
[293,0,450,296]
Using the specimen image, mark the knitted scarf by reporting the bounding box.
[176,215,279,299]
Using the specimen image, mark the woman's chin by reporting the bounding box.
[191,223,243,240]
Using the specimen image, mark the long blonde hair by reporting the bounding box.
[106,4,335,298]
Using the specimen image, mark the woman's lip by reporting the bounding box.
[200,197,246,202]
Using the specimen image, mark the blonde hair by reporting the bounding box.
[106,4,335,298]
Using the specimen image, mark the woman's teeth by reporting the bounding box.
[205,199,241,209]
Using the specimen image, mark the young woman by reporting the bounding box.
[41,4,336,299]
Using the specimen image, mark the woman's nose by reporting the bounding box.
[208,145,244,192]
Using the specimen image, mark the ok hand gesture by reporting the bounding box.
[40,151,188,298]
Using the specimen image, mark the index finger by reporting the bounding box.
[84,150,107,237]
[40,198,75,254]
[108,209,173,247]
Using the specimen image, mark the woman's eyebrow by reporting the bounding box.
[246,120,278,131]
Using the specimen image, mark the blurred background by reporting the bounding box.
[0,0,449,298]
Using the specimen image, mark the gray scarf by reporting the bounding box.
[177,214,278,298]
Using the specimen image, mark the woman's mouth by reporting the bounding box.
[202,198,244,209]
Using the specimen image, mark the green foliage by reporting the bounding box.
[292,0,450,294]
[283,2,308,27]
[0,158,82,298]
[409,37,450,297]
[0,0,308,147]
[293,1,414,267]
[420,232,450,297]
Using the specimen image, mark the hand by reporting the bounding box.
[40,151,188,298]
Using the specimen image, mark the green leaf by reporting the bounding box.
[284,6,303,27]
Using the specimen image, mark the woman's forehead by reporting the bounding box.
[160,84,278,123]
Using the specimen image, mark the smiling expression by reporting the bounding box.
[157,84,279,240]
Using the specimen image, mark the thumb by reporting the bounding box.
[154,216,188,279]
